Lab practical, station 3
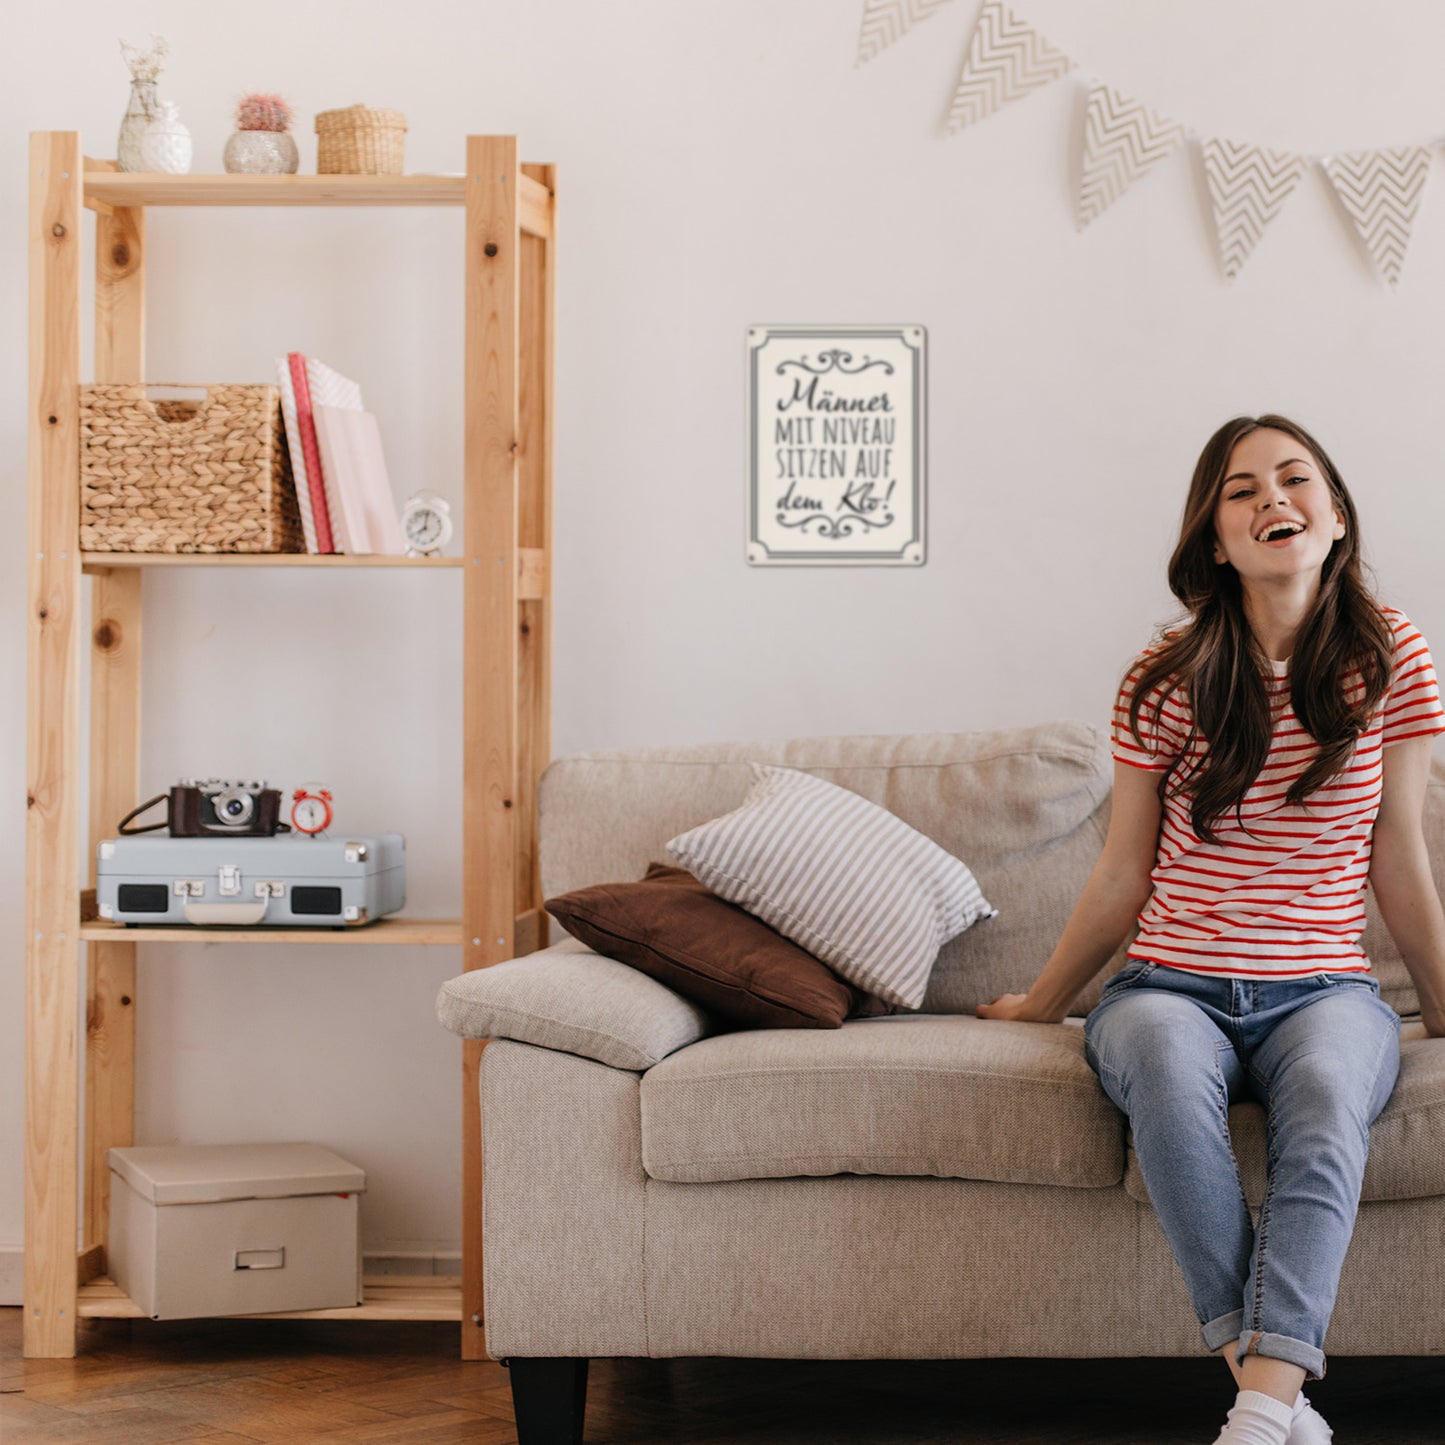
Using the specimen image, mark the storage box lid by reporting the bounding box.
[108,1143,366,1206]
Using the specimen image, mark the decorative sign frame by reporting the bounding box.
[747,324,927,566]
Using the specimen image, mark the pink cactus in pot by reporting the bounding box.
[236,93,293,132]
[225,91,300,173]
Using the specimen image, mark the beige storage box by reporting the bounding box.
[107,1142,365,1320]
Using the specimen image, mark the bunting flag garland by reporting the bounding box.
[1077,83,1189,229]
[1319,147,1432,289]
[1201,140,1308,281]
[860,1,1441,284]
[856,0,955,67]
[945,0,1071,132]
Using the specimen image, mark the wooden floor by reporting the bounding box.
[3,1308,1444,1442]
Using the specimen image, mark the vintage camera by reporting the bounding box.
[118,779,288,837]
[174,779,285,836]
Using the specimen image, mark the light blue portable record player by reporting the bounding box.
[96,833,406,927]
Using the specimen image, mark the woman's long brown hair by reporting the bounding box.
[1128,414,1393,844]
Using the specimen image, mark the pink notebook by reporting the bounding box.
[311,405,405,556]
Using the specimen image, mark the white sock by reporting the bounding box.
[1288,1391,1334,1444]
[1212,1388,1295,1445]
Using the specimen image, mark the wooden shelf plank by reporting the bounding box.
[85,172,469,208]
[82,548,546,594]
[80,917,465,945]
[78,1276,464,1322]
[82,552,464,571]
[81,169,554,238]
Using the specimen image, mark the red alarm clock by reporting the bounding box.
[290,784,333,836]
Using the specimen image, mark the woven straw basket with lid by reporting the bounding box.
[315,104,407,174]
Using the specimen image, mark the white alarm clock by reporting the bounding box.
[290,784,333,836]
[401,491,454,557]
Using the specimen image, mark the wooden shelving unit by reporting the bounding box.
[25,134,556,1359]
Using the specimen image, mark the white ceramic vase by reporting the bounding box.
[141,101,193,175]
[223,129,299,175]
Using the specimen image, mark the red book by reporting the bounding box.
[288,352,335,553]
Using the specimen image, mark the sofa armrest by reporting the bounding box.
[436,939,711,1071]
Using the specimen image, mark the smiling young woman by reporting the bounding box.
[977,415,1445,1445]
[1133,416,1394,848]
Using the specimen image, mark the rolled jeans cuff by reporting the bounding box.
[1233,1329,1327,1382]
[1203,1309,1245,1353]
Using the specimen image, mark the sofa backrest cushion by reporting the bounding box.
[541,722,1119,1015]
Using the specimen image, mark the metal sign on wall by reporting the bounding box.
[747,324,927,566]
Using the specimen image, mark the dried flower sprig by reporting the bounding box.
[236,93,294,133]
[119,35,168,83]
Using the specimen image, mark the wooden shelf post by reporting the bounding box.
[84,173,146,1271]
[26,130,85,1359]
[461,134,520,1361]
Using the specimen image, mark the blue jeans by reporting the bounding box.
[1083,960,1401,1381]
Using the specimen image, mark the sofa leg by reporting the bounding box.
[508,1356,590,1444]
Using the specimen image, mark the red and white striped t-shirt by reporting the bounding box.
[1112,606,1445,979]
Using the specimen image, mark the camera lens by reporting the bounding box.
[214,788,254,826]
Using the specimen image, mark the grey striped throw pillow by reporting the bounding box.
[666,765,996,1009]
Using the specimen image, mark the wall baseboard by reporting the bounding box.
[0,1247,461,1305]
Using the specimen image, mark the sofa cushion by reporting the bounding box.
[1123,1019,1445,1206]
[667,765,996,1010]
[436,940,709,1071]
[639,1015,1124,1188]
[545,863,893,1029]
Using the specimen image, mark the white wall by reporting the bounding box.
[5,0,1445,1277]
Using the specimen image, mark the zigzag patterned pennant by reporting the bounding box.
[856,0,955,67]
[1320,147,1433,288]
[1077,82,1189,229]
[1201,139,1307,281]
[945,0,1072,132]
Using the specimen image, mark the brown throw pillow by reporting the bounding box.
[545,863,894,1029]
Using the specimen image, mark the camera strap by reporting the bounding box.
[117,793,172,835]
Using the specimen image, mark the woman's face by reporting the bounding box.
[1210,428,1345,587]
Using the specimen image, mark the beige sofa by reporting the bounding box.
[437,722,1445,1444]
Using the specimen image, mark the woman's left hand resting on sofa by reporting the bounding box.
[977,761,1163,1025]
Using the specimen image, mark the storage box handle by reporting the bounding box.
[126,383,229,428]
[234,1247,285,1271]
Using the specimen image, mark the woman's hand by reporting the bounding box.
[974,761,1160,1028]
[975,993,1057,1023]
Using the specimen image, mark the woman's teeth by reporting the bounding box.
[1257,521,1305,542]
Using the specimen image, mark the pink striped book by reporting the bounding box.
[275,357,320,552]
[287,353,335,554]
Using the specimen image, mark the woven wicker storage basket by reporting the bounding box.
[315,104,407,175]
[80,384,305,554]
